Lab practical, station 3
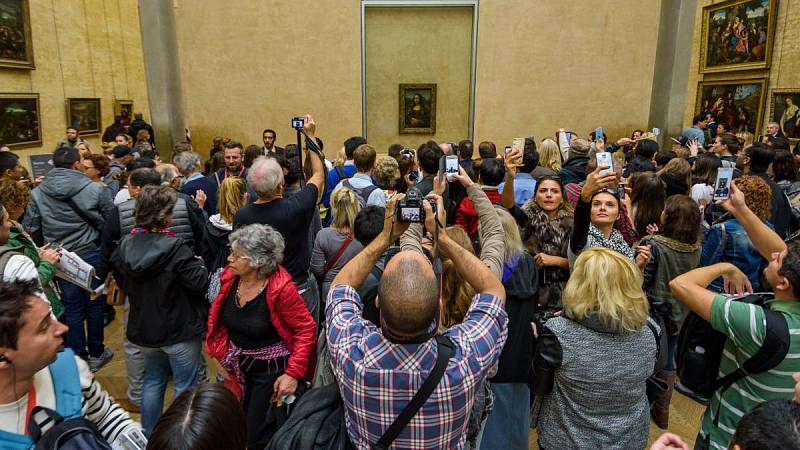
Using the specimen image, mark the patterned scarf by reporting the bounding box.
[587,224,635,261]
[521,201,573,258]
[130,227,177,237]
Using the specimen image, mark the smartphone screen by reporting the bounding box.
[596,152,614,175]
[445,155,459,181]
[595,127,604,142]
[713,168,734,200]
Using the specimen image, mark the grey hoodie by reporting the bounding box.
[24,168,114,255]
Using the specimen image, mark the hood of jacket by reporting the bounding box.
[38,168,93,201]
[562,156,588,169]
[645,234,700,254]
[117,233,183,273]
[570,312,631,335]
[206,214,232,239]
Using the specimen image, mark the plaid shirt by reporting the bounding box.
[326,284,508,450]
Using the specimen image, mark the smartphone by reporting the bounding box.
[445,155,459,181]
[595,127,604,142]
[713,168,734,200]
[652,127,661,137]
[511,138,525,165]
[596,152,614,175]
[618,182,626,199]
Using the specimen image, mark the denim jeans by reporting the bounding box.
[57,250,104,359]
[139,338,203,435]
[480,383,531,450]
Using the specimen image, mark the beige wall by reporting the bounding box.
[1,0,149,171]
[683,0,800,135]
[170,0,667,159]
[173,0,362,158]
[365,7,472,153]
[473,0,662,147]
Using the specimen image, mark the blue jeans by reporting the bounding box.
[58,250,104,359]
[139,339,202,435]
[480,383,530,450]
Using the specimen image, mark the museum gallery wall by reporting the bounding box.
[0,0,149,171]
[687,0,800,143]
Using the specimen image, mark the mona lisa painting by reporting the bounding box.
[399,84,436,134]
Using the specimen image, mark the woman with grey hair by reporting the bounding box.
[206,223,317,449]
[110,185,209,434]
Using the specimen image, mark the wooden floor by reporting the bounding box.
[93,305,704,449]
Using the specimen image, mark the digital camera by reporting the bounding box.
[291,117,304,130]
[397,188,427,223]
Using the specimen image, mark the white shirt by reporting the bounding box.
[0,355,141,444]
[2,254,38,283]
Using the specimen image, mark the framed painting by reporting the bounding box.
[0,0,34,69]
[399,83,436,134]
[700,0,777,73]
[768,89,800,142]
[66,98,101,135]
[0,93,40,148]
[113,99,133,126]
[696,79,767,135]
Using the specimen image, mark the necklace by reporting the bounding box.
[235,277,268,308]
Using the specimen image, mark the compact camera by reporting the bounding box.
[397,188,431,223]
[291,117,304,130]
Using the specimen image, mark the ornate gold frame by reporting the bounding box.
[0,93,41,148]
[699,0,777,74]
[66,98,102,135]
[0,0,35,69]
[695,78,768,135]
[768,88,800,143]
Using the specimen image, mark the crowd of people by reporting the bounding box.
[0,112,799,449]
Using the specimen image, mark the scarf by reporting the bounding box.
[521,201,573,258]
[587,224,635,261]
[130,227,177,237]
[220,341,291,395]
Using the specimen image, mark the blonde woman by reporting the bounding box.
[310,187,364,300]
[202,177,247,274]
[532,138,562,177]
[532,247,658,450]
[76,141,92,159]
[480,207,537,450]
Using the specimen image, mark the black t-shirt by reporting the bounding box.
[221,279,280,350]
[233,184,319,282]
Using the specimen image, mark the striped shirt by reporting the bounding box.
[326,284,508,450]
[700,295,800,449]
[0,355,141,446]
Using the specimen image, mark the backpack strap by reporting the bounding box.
[646,319,661,360]
[321,235,354,278]
[712,304,790,394]
[335,165,349,181]
[372,335,455,450]
[47,349,84,419]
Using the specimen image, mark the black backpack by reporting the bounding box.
[28,406,113,450]
[675,293,790,404]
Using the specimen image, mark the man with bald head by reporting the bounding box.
[327,194,507,449]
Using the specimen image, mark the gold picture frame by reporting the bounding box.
[113,99,133,126]
[399,83,436,134]
[0,93,40,147]
[768,89,800,142]
[695,78,767,135]
[66,98,102,135]
[699,0,777,74]
[0,0,35,69]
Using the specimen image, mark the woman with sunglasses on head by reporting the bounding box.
[569,160,651,272]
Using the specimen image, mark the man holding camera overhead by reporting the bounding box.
[233,115,325,324]
[326,193,508,449]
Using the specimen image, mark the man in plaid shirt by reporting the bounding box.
[326,194,508,449]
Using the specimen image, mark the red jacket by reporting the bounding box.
[206,265,317,398]
[455,189,503,237]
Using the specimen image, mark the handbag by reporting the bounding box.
[104,274,126,306]
[645,320,668,405]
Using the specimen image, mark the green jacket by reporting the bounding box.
[8,223,63,318]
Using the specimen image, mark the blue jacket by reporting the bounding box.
[701,218,772,292]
